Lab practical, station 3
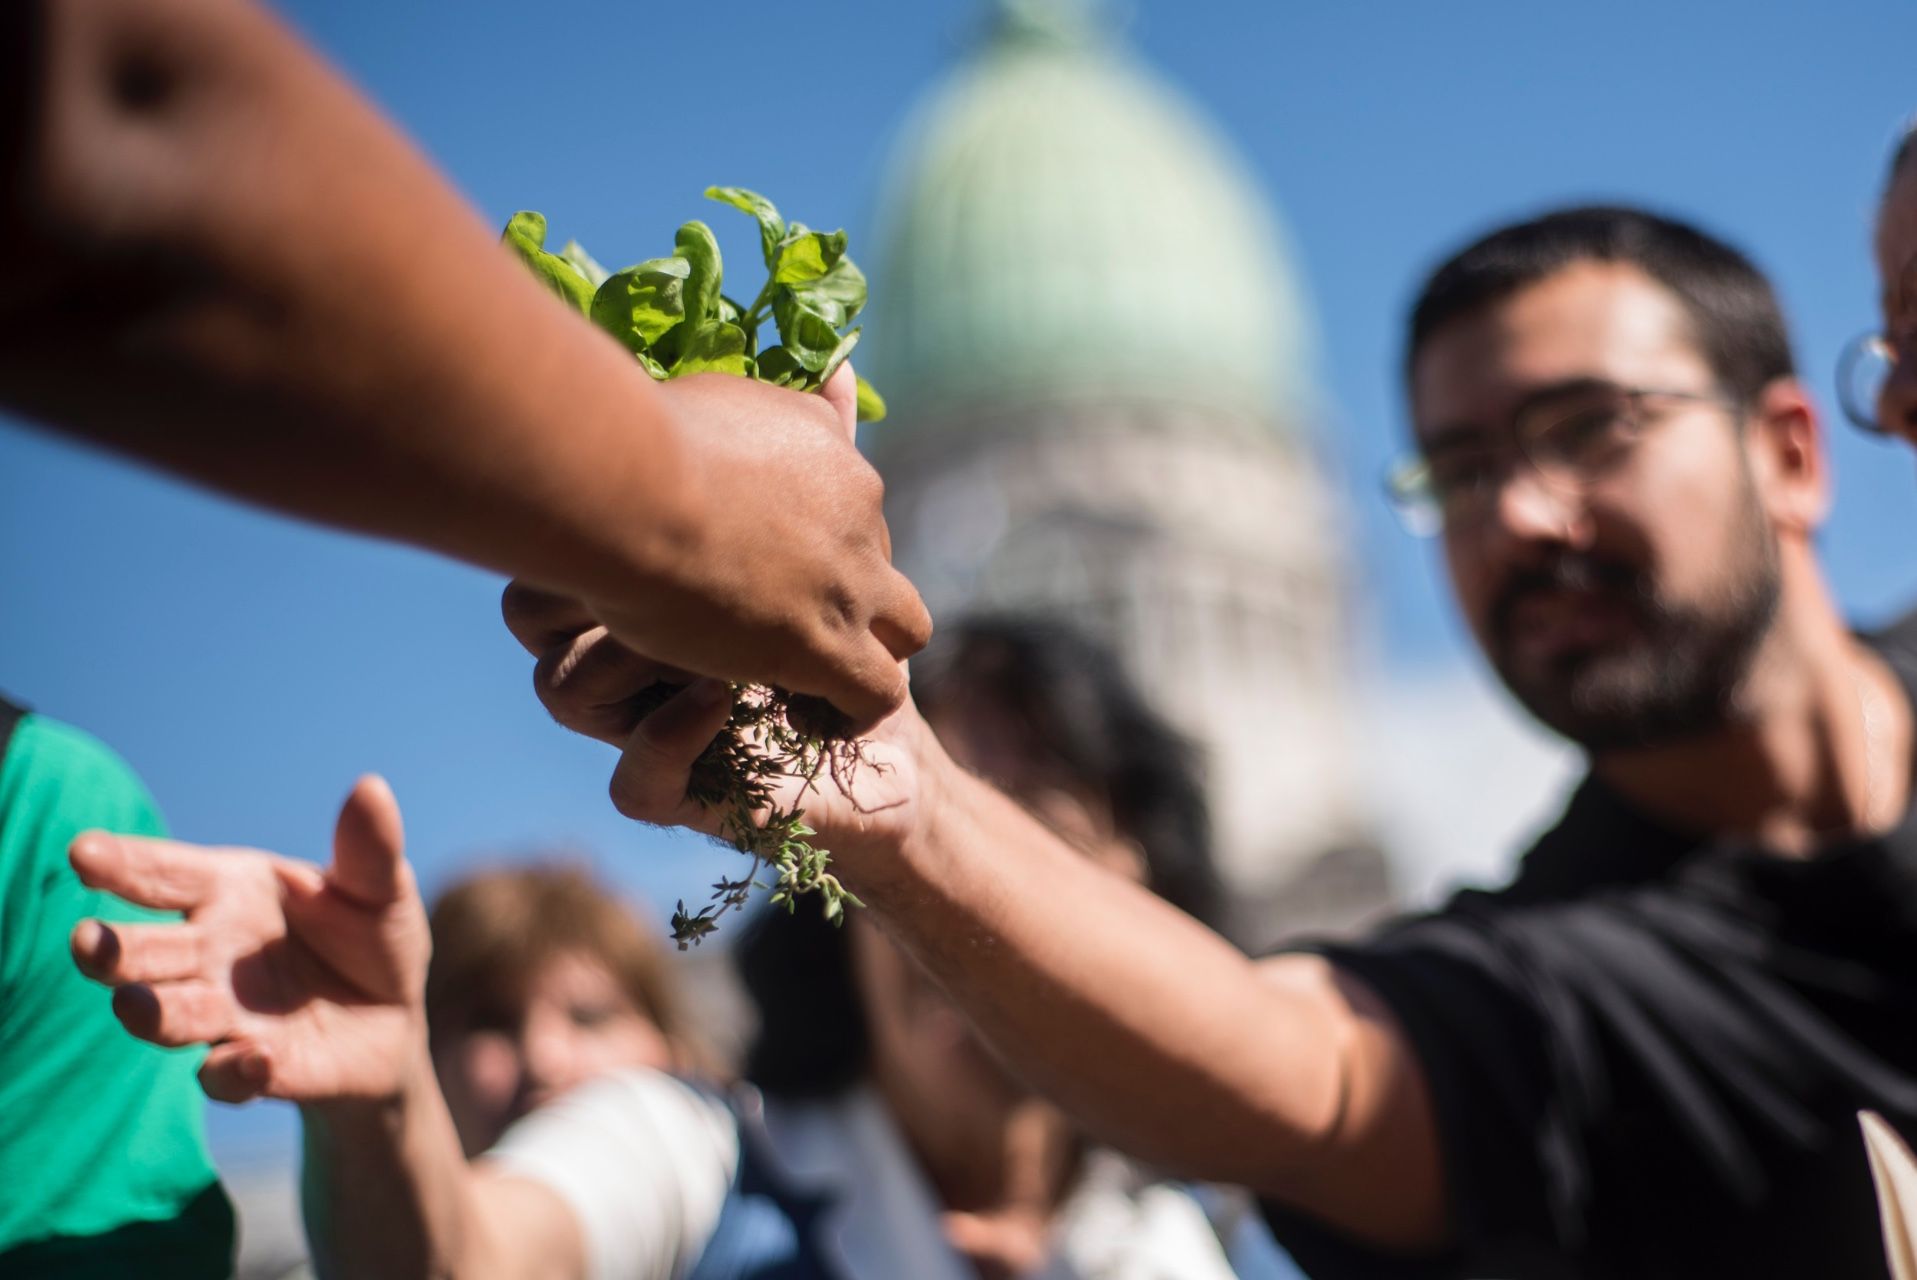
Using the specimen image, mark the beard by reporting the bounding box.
[1486,490,1781,752]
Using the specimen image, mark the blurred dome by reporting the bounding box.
[864,0,1318,426]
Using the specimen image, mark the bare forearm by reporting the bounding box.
[0,0,699,604]
[302,1046,583,1280]
[836,734,1446,1246]
[300,1049,480,1280]
[844,738,1347,1189]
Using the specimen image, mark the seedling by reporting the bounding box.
[503,188,883,945]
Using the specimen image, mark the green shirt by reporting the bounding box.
[0,710,234,1277]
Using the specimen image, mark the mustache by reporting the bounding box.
[1490,552,1649,643]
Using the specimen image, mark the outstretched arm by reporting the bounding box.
[0,0,927,728]
[507,605,1451,1252]
[847,749,1447,1251]
[67,777,584,1280]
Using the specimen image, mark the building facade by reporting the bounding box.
[863,0,1387,948]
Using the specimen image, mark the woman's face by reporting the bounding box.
[1873,157,1917,443]
[434,950,673,1156]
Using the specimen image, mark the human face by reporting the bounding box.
[435,950,673,1157]
[1410,261,1781,750]
[1872,158,1917,443]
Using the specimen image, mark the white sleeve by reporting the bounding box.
[481,1070,740,1280]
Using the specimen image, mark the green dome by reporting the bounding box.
[864,0,1318,424]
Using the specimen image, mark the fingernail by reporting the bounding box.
[73,918,109,959]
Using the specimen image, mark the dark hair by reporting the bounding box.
[1891,118,1917,184]
[736,614,1220,1100]
[1407,205,1795,410]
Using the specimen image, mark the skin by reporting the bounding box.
[1415,262,1909,851]
[62,735,1157,1280]
[69,782,588,1280]
[0,0,929,729]
[1416,264,1781,750]
[489,259,1908,1247]
[1875,157,1917,443]
[73,258,1910,1264]
[853,703,1152,1278]
[434,951,674,1159]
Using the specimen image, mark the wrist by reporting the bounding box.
[839,710,957,893]
[301,1016,436,1126]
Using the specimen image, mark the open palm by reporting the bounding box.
[69,776,430,1104]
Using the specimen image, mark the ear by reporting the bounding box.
[1742,378,1829,537]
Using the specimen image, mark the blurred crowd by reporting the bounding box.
[7,3,1917,1279]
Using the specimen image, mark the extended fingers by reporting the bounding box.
[608,679,734,825]
[72,918,208,986]
[534,627,684,745]
[69,831,221,912]
[327,775,410,908]
[111,980,237,1048]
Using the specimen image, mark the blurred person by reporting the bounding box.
[1840,121,1917,450]
[71,620,1284,1278]
[1831,117,1917,1280]
[0,693,231,1276]
[726,617,1294,1279]
[423,864,716,1158]
[1,0,927,731]
[510,205,1917,1279]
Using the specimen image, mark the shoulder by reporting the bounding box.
[483,1072,741,1280]
[1,712,165,842]
[491,1069,739,1168]
[0,712,224,1260]
[1,712,171,965]
[484,1070,740,1212]
[0,712,167,937]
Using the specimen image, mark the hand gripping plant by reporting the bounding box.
[503,188,885,946]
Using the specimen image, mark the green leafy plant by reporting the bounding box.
[501,189,885,414]
[502,189,882,946]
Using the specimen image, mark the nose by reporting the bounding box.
[1487,465,1588,549]
[517,1010,578,1094]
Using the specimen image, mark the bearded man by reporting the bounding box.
[79,207,1917,1279]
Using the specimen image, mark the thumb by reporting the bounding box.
[820,360,859,444]
[328,775,408,906]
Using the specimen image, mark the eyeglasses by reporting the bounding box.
[1837,330,1904,437]
[1383,385,1734,537]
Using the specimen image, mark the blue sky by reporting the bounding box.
[4,0,1914,1166]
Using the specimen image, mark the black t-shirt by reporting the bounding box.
[1262,610,1917,1279]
